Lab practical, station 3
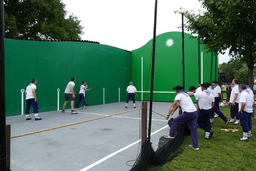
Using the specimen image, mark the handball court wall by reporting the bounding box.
[131,31,218,101]
[4,39,132,116]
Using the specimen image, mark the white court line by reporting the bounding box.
[79,112,167,122]
[79,124,169,171]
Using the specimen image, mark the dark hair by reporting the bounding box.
[239,83,247,90]
[189,86,197,91]
[233,79,239,84]
[71,77,76,81]
[81,81,85,84]
[31,79,36,83]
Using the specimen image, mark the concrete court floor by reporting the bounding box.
[6,101,178,171]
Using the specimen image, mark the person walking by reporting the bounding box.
[25,79,42,120]
[193,83,215,139]
[125,82,137,108]
[229,79,240,124]
[61,77,78,114]
[165,86,199,150]
[238,83,254,141]
[75,81,92,108]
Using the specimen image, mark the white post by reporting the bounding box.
[201,52,204,83]
[118,87,120,102]
[141,57,144,101]
[20,89,25,115]
[103,87,105,104]
[57,88,60,111]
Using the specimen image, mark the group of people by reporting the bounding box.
[25,77,92,120]
[165,79,254,150]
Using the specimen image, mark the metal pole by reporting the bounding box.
[181,13,185,88]
[21,89,25,115]
[0,0,7,170]
[148,0,158,142]
[57,88,60,110]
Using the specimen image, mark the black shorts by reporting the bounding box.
[64,93,74,101]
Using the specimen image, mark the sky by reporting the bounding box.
[61,0,231,64]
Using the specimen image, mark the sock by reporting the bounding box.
[34,113,39,118]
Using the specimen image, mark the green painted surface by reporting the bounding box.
[131,31,218,102]
[5,39,131,116]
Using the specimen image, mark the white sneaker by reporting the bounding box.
[210,118,213,123]
[234,120,240,125]
[229,118,235,123]
[189,145,199,150]
[164,134,175,139]
[214,114,219,118]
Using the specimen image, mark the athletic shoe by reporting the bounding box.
[125,106,127,108]
[214,114,219,118]
[164,134,175,139]
[61,110,65,113]
[134,106,136,108]
[35,117,42,120]
[234,119,240,125]
[189,145,199,150]
[225,118,229,125]
[26,117,32,120]
[229,118,235,123]
[71,111,78,114]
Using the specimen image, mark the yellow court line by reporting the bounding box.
[147,108,166,118]
[11,108,142,139]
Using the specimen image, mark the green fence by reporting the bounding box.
[5,39,132,116]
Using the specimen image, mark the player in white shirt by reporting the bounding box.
[194,83,215,139]
[75,81,92,108]
[238,83,254,141]
[25,79,42,120]
[61,77,78,114]
[165,86,199,150]
[229,79,240,124]
[125,82,137,108]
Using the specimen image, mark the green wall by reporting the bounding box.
[5,39,131,116]
[131,31,218,101]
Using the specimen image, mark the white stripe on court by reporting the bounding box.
[79,125,169,171]
[80,112,167,122]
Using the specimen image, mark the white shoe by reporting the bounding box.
[234,120,240,125]
[240,132,249,141]
[164,134,175,139]
[229,118,235,123]
[214,114,219,118]
[189,145,199,150]
[210,118,213,123]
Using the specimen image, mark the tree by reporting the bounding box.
[219,59,245,82]
[178,0,256,88]
[4,0,83,40]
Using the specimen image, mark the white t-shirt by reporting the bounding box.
[64,81,75,94]
[194,90,214,110]
[213,85,221,97]
[230,84,239,103]
[239,89,254,113]
[174,92,196,112]
[126,85,137,93]
[26,83,36,100]
[79,85,86,94]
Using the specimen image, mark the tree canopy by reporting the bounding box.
[178,0,256,87]
[4,0,83,40]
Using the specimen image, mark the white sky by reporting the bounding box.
[61,0,231,64]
